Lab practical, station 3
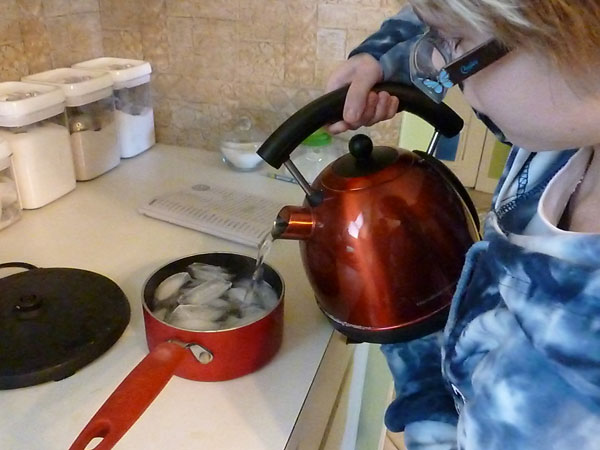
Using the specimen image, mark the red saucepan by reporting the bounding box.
[70,253,284,450]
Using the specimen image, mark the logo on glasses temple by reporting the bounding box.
[420,70,454,95]
[460,60,479,75]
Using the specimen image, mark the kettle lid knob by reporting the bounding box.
[331,133,398,179]
[349,134,373,160]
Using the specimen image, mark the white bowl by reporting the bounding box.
[220,141,264,171]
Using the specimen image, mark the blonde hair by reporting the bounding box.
[410,0,600,85]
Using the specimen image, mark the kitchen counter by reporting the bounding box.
[0,144,351,450]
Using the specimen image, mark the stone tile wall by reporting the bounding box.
[0,0,405,150]
[1,0,103,80]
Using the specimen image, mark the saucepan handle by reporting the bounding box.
[69,341,188,450]
[257,81,464,169]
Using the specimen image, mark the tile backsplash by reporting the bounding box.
[2,0,404,150]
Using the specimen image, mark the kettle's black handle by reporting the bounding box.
[257,82,464,169]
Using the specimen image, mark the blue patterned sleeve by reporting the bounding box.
[494,239,600,400]
[348,5,425,83]
[381,333,458,450]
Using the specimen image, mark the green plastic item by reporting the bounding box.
[302,128,332,147]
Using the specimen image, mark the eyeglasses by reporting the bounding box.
[410,28,510,103]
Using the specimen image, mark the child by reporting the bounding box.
[326,2,600,449]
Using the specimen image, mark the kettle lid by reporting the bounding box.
[324,134,402,188]
[331,134,399,179]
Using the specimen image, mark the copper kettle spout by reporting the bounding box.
[271,206,314,241]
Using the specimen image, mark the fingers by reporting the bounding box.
[327,120,350,134]
[366,92,400,126]
[368,91,390,126]
[343,77,373,123]
[326,63,359,92]
[361,91,379,125]
[327,92,399,135]
[388,95,400,119]
[325,58,361,93]
[324,53,387,134]
[335,91,377,132]
[347,91,392,128]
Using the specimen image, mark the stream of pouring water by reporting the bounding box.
[244,230,275,303]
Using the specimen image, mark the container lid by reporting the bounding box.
[302,128,332,147]
[22,68,114,107]
[0,264,130,389]
[0,82,66,127]
[73,57,152,90]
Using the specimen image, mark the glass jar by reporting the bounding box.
[220,117,266,172]
[73,57,155,158]
[0,81,75,209]
[0,139,21,230]
[113,82,154,158]
[23,68,121,181]
[66,94,120,180]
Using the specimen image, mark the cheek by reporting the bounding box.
[458,55,543,134]
[458,52,525,114]
[459,74,497,118]
[458,63,578,150]
[452,50,594,150]
[460,76,537,146]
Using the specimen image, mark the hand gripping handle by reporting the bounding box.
[257,82,464,169]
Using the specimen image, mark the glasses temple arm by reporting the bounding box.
[443,40,510,85]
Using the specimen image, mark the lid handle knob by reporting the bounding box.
[14,294,43,319]
[349,134,373,160]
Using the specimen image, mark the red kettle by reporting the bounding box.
[258,82,480,343]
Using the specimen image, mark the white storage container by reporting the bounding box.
[0,138,22,229]
[23,68,121,181]
[73,57,155,158]
[0,81,75,209]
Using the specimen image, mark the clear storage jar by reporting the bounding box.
[23,68,120,181]
[0,139,21,230]
[67,94,119,180]
[0,82,75,209]
[73,57,155,158]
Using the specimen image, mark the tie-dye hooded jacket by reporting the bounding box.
[352,6,600,450]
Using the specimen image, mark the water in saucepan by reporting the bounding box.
[150,239,279,331]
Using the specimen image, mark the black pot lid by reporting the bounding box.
[0,264,130,389]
